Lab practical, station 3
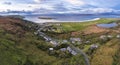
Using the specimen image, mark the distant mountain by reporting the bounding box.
[0,9,120,15]
[0,10,33,15]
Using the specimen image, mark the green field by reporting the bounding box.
[61,18,116,32]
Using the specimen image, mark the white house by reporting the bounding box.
[70,38,81,44]
[85,41,90,44]
[50,41,58,45]
[34,32,38,35]
[116,35,120,38]
[60,48,67,51]
[67,47,72,52]
[62,40,68,43]
[71,50,77,55]
[100,35,107,39]
[49,48,54,51]
[67,46,77,55]
[107,35,113,38]
[90,44,99,49]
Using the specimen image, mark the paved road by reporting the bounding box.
[37,25,90,65]
[69,44,90,65]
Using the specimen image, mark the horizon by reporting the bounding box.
[0,0,120,15]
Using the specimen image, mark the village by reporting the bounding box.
[33,23,120,56]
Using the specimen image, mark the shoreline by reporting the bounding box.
[36,18,101,23]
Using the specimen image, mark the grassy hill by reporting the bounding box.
[0,16,86,65]
[0,16,57,65]
[91,39,120,65]
[0,16,119,65]
[42,18,120,65]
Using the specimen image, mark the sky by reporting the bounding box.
[0,0,120,14]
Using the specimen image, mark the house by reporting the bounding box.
[116,35,120,38]
[67,47,72,52]
[62,40,68,43]
[49,48,54,51]
[90,44,99,49]
[55,24,61,26]
[100,35,106,39]
[60,48,67,51]
[43,37,48,40]
[71,50,77,55]
[37,29,41,32]
[70,38,81,44]
[34,32,37,35]
[39,32,45,35]
[107,35,113,38]
[43,36,51,41]
[67,47,77,55]
[70,38,81,42]
[85,41,90,44]
[51,29,56,32]
[50,40,58,45]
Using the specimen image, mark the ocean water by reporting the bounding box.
[24,14,120,23]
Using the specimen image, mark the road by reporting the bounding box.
[37,25,90,65]
[69,44,90,65]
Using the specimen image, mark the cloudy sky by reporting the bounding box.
[0,0,120,14]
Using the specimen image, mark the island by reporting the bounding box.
[38,16,55,20]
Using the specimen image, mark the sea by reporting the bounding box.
[24,14,120,23]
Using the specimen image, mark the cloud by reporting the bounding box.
[86,0,120,8]
[3,2,12,5]
[79,8,115,14]
[0,0,120,14]
[51,8,116,14]
[34,0,42,3]
[65,0,85,6]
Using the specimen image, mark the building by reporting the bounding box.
[60,48,67,51]
[100,35,107,39]
[50,40,58,45]
[67,47,77,55]
[90,44,99,49]
[85,41,90,44]
[62,40,68,43]
[116,34,120,38]
[71,50,77,55]
[49,48,54,51]
[107,35,113,38]
[70,38,81,44]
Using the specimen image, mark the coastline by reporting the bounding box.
[36,18,101,23]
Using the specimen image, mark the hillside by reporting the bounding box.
[0,16,120,65]
[0,16,48,65]
[39,18,120,65]
[0,16,86,65]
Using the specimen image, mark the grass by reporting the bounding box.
[0,17,119,65]
[83,45,91,52]
[112,45,120,65]
[61,18,116,32]
[91,39,120,65]
[0,19,86,65]
[0,27,63,65]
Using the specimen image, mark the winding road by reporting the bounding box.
[69,44,90,65]
[37,24,90,65]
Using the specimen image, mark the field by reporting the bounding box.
[61,18,115,32]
